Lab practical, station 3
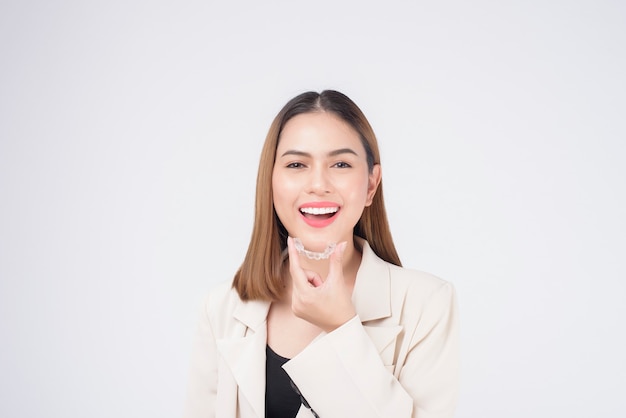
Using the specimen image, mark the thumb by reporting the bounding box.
[328,241,347,281]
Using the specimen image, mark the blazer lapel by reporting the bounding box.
[353,240,403,370]
[352,239,392,322]
[217,298,270,418]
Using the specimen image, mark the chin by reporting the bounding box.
[297,236,337,253]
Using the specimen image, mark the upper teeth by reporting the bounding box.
[300,207,339,215]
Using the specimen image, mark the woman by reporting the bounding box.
[184,90,459,418]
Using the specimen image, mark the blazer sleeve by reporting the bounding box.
[183,296,218,418]
[283,282,460,418]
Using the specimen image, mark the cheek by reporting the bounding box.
[271,174,283,207]
[272,171,289,193]
[272,171,298,212]
[339,174,370,202]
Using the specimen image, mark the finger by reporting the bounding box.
[287,237,312,291]
[327,241,347,283]
[286,236,302,272]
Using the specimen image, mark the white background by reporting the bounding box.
[1,1,625,417]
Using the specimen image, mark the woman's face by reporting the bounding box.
[272,112,380,252]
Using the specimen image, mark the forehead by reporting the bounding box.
[277,112,364,153]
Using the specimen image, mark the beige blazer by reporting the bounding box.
[184,240,459,418]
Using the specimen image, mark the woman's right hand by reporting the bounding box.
[287,237,356,333]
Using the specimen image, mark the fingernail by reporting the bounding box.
[339,241,347,253]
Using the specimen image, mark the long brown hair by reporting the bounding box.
[232,90,401,301]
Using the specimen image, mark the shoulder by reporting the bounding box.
[202,281,240,313]
[197,281,242,334]
[388,265,456,327]
[361,239,454,306]
[388,263,454,305]
[199,280,271,338]
[359,240,457,325]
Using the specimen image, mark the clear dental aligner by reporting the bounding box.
[293,238,336,260]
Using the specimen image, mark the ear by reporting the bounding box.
[365,164,382,207]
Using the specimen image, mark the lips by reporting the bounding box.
[299,202,340,228]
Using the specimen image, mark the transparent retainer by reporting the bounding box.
[293,238,336,260]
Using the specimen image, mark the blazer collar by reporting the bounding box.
[233,298,270,332]
[351,238,392,322]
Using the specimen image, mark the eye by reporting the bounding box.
[333,161,352,168]
[286,162,306,169]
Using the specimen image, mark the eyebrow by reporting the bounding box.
[280,148,359,158]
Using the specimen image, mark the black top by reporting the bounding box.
[265,345,302,418]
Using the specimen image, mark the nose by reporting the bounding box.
[306,165,331,195]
